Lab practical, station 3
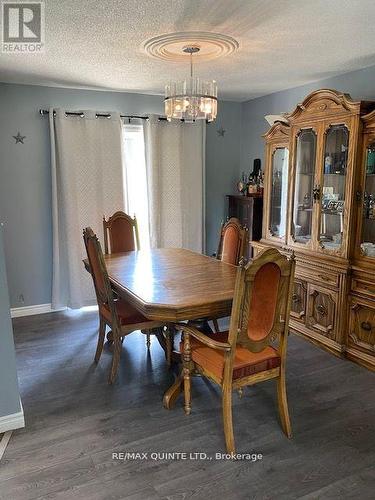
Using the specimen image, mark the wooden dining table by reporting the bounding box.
[84,247,237,407]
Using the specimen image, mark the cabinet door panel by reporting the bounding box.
[269,147,289,239]
[318,124,349,253]
[291,129,317,245]
[307,285,337,339]
[290,279,307,322]
[359,141,375,259]
[349,300,375,354]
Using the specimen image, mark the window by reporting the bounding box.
[122,124,150,250]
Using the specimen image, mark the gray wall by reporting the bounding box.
[205,100,242,255]
[241,64,375,172]
[0,82,241,307]
[0,225,21,418]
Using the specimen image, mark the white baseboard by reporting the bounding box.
[10,303,66,318]
[0,406,25,434]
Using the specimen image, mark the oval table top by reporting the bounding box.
[85,248,237,321]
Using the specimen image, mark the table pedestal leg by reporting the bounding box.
[154,327,167,354]
[163,371,183,409]
[154,325,180,365]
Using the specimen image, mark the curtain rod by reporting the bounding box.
[39,109,168,121]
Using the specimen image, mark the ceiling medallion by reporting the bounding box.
[143,31,239,62]
[143,32,239,123]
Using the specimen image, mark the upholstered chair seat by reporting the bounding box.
[180,331,280,381]
[99,299,152,327]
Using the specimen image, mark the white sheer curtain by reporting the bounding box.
[143,116,205,252]
[122,124,150,250]
[49,109,125,309]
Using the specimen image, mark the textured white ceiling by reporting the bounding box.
[1,0,375,101]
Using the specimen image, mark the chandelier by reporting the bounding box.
[165,46,217,123]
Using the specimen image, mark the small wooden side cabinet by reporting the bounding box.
[227,194,263,259]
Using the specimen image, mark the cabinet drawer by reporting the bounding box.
[348,298,375,355]
[306,284,338,340]
[351,277,375,298]
[298,267,339,288]
[290,279,307,323]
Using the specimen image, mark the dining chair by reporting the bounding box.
[102,211,154,346]
[83,227,165,384]
[216,217,247,266]
[103,211,140,254]
[174,247,295,453]
[212,217,248,333]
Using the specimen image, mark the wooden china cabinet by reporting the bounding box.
[252,89,375,371]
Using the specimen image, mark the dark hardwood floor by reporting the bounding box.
[0,309,374,499]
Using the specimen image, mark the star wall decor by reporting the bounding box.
[13,132,26,144]
[217,127,226,137]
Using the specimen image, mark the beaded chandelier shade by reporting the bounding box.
[164,46,217,123]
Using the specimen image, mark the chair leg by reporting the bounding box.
[183,333,192,415]
[108,336,122,384]
[94,317,106,363]
[213,318,220,333]
[146,332,151,349]
[106,330,114,344]
[183,371,191,415]
[166,327,174,368]
[277,371,292,438]
[222,386,235,453]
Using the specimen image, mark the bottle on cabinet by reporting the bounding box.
[247,173,257,194]
[237,172,248,195]
[236,159,263,196]
[324,155,332,174]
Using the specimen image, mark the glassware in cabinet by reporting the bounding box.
[319,125,349,252]
[360,142,375,258]
[292,129,316,244]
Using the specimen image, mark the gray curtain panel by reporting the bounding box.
[49,109,125,309]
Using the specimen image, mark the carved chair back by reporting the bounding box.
[103,211,140,254]
[227,247,295,360]
[217,218,247,266]
[83,227,121,336]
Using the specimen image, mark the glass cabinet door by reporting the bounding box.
[269,147,289,238]
[360,142,375,258]
[292,129,317,244]
[319,125,349,251]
